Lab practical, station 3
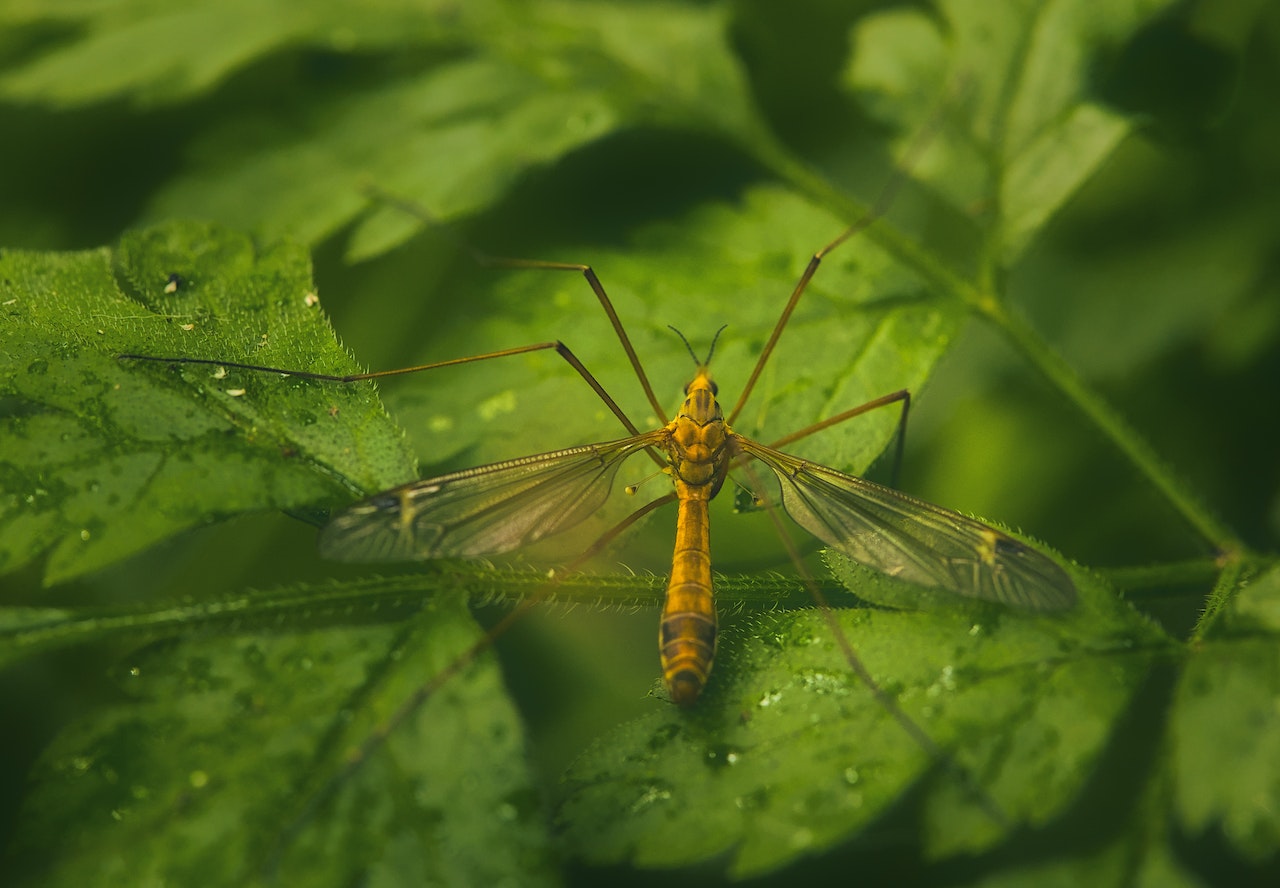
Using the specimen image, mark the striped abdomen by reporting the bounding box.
[660,494,717,706]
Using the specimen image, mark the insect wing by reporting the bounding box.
[734,438,1075,609]
[320,431,668,562]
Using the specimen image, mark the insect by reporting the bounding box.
[121,209,1076,709]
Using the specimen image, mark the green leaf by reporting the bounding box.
[968,774,1206,888]
[6,593,555,888]
[844,0,1171,263]
[0,0,467,107]
[375,184,960,483]
[11,0,762,255]
[0,220,414,584]
[557,565,1164,876]
[146,54,628,252]
[1172,564,1280,859]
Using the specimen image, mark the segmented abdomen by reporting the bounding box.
[660,495,717,706]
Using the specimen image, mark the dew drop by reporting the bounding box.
[789,827,814,849]
[757,689,782,708]
[477,389,517,421]
[629,783,672,814]
[927,665,956,698]
[799,669,850,697]
[705,744,744,768]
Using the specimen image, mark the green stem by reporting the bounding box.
[1191,556,1246,641]
[0,568,835,666]
[988,299,1240,555]
[1100,558,1223,594]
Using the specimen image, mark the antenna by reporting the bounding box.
[668,324,729,366]
[702,324,728,366]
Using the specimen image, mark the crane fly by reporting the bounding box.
[121,216,1076,711]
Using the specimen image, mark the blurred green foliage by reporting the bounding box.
[2,1,1279,885]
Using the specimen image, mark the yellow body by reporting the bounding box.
[659,368,730,706]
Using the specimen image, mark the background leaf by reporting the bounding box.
[845,0,1150,262]
[0,221,414,583]
[2,0,1279,886]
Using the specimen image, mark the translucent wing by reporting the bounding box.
[320,431,669,562]
[734,437,1075,610]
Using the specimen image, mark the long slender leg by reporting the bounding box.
[364,186,669,424]
[767,389,911,487]
[121,340,647,441]
[728,94,951,425]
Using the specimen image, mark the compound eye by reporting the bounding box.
[682,382,691,395]
[710,381,719,396]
